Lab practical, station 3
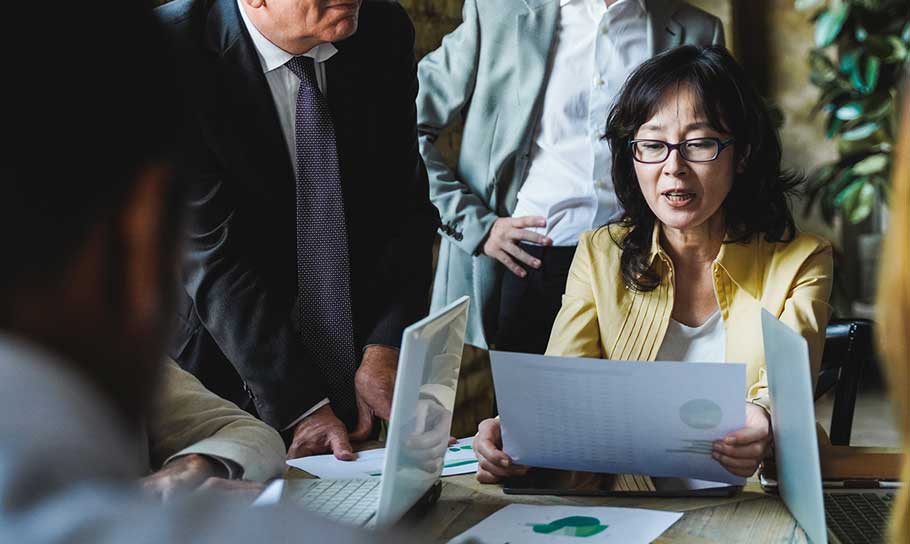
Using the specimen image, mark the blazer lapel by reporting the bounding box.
[204,0,295,205]
[515,0,560,110]
[646,0,684,55]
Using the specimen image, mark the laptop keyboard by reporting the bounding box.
[824,492,895,544]
[284,478,381,526]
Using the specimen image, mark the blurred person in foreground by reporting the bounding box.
[0,2,409,542]
[875,74,910,544]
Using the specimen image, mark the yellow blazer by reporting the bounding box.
[545,224,834,411]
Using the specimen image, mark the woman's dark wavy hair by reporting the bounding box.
[605,44,799,292]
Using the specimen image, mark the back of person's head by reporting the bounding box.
[606,45,798,291]
[876,73,910,544]
[0,1,182,421]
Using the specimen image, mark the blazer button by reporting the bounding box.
[454,232,463,241]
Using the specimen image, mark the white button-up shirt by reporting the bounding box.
[237,0,335,427]
[512,0,649,246]
[237,0,337,174]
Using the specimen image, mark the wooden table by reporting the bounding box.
[404,475,807,543]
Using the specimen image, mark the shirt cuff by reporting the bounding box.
[281,398,330,431]
[165,454,241,480]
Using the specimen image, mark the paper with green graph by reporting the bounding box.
[286,438,478,479]
[490,351,747,485]
[448,505,683,543]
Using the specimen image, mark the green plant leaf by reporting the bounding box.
[816,4,851,48]
[809,49,839,84]
[852,154,889,175]
[827,117,845,139]
[847,182,877,223]
[855,26,868,42]
[841,122,879,140]
[886,37,908,61]
[835,102,864,120]
[834,177,865,207]
[851,56,880,94]
[839,49,861,74]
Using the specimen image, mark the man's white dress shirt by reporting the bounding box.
[513,0,649,246]
[237,1,332,426]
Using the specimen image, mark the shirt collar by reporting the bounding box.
[559,0,647,13]
[237,0,338,73]
[646,221,760,298]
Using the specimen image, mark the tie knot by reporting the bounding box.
[286,56,318,86]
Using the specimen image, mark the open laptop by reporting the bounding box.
[261,296,469,528]
[760,310,897,544]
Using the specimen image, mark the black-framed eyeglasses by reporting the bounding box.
[629,137,735,163]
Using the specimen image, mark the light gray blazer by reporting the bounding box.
[418,0,725,348]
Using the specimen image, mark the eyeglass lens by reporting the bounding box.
[633,139,719,162]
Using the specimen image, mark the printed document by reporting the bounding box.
[490,351,746,485]
[286,437,479,478]
[449,505,683,544]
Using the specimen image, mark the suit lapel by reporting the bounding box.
[515,0,560,111]
[646,0,683,55]
[204,0,295,205]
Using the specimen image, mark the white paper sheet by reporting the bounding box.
[490,351,746,485]
[286,438,479,479]
[448,505,683,544]
[251,479,284,507]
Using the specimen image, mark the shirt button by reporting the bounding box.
[602,26,609,36]
[594,77,604,87]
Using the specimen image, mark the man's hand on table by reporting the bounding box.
[287,404,358,460]
[473,418,529,484]
[140,454,227,501]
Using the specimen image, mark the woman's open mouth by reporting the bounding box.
[662,190,696,207]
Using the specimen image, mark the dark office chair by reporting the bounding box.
[814,319,875,446]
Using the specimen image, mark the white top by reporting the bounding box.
[653,310,729,489]
[238,0,332,427]
[654,310,726,363]
[237,0,338,174]
[512,0,649,246]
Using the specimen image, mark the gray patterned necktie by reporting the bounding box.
[286,56,357,423]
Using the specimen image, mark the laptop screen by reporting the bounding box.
[761,309,828,544]
[373,296,469,527]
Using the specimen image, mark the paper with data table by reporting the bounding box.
[286,438,479,479]
[490,351,747,485]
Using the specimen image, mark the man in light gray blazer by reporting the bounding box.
[419,0,724,353]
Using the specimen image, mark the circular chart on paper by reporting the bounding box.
[678,398,723,430]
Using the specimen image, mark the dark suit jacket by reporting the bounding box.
[157,0,438,429]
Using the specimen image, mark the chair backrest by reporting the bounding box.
[814,319,875,445]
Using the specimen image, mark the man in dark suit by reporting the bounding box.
[157,0,438,459]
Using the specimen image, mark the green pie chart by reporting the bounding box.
[528,516,608,538]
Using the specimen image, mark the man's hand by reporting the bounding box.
[482,216,552,277]
[287,404,356,461]
[140,454,226,501]
[713,403,773,477]
[474,418,529,484]
[351,345,399,442]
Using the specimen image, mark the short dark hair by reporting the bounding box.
[0,1,181,294]
[605,45,799,292]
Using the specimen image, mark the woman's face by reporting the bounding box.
[632,84,736,233]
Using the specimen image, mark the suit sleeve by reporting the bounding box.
[416,0,498,256]
[362,7,439,348]
[747,242,833,412]
[148,360,286,482]
[178,123,327,429]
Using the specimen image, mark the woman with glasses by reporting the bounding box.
[474,45,834,485]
